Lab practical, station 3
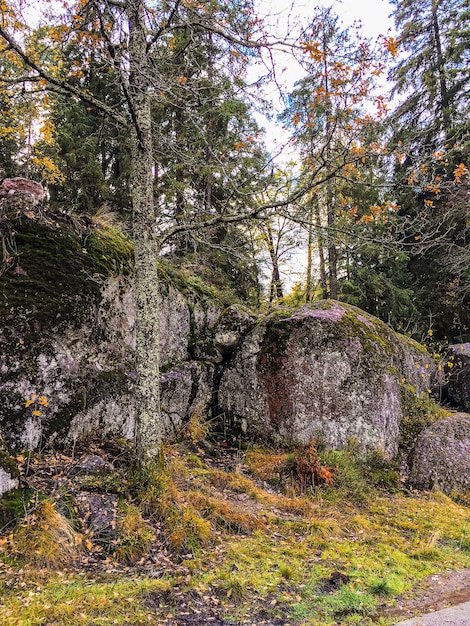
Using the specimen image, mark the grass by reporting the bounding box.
[1,442,470,625]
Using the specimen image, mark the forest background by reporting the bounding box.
[0,0,469,459]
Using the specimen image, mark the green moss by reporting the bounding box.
[0,213,134,337]
[157,257,238,307]
[0,450,19,478]
[0,488,35,529]
[399,384,450,464]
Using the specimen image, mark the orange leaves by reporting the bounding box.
[291,112,302,126]
[383,36,399,58]
[454,163,468,182]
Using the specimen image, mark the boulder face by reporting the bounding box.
[0,206,220,450]
[1,177,45,203]
[409,413,470,494]
[218,301,434,456]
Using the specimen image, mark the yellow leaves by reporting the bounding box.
[25,394,49,416]
[31,155,65,185]
[424,199,434,208]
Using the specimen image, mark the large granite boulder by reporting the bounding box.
[0,206,221,450]
[218,301,434,456]
[409,413,470,494]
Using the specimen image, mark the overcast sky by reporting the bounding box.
[251,0,395,154]
[256,0,394,38]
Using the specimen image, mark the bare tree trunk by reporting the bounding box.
[431,0,450,135]
[128,0,162,464]
[305,202,314,302]
[323,31,338,300]
[326,181,338,299]
[262,222,284,301]
[315,197,328,300]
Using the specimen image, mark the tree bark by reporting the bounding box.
[127,0,162,464]
[315,197,328,300]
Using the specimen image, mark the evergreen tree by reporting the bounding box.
[388,0,470,340]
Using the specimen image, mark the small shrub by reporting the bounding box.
[9,499,78,568]
[286,440,333,494]
[116,503,153,564]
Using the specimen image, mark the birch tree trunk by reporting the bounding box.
[127,0,162,463]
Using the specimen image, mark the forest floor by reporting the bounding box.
[1,438,470,625]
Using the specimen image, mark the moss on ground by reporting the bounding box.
[0,442,469,625]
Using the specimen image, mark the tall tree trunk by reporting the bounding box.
[315,197,328,300]
[128,0,162,464]
[326,181,338,299]
[323,31,338,300]
[431,0,450,136]
[305,201,314,302]
[262,222,284,301]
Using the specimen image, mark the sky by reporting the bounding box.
[251,0,395,154]
[251,0,396,286]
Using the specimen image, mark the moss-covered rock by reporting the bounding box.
[0,203,222,450]
[409,412,470,494]
[218,301,435,456]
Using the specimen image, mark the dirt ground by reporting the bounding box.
[378,568,470,622]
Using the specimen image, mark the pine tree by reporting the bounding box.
[388,0,470,340]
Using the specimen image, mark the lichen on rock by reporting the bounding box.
[409,412,470,494]
[218,300,434,456]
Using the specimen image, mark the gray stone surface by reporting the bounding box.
[394,601,470,625]
[409,413,470,494]
[1,272,220,450]
[218,301,434,455]
[0,467,18,497]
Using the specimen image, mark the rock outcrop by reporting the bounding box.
[0,206,221,451]
[218,302,434,456]
[409,413,470,494]
[2,202,450,485]
[1,177,45,203]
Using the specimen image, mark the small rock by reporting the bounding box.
[1,177,44,203]
[71,454,113,475]
[76,492,118,538]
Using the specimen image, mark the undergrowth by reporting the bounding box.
[0,440,469,625]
